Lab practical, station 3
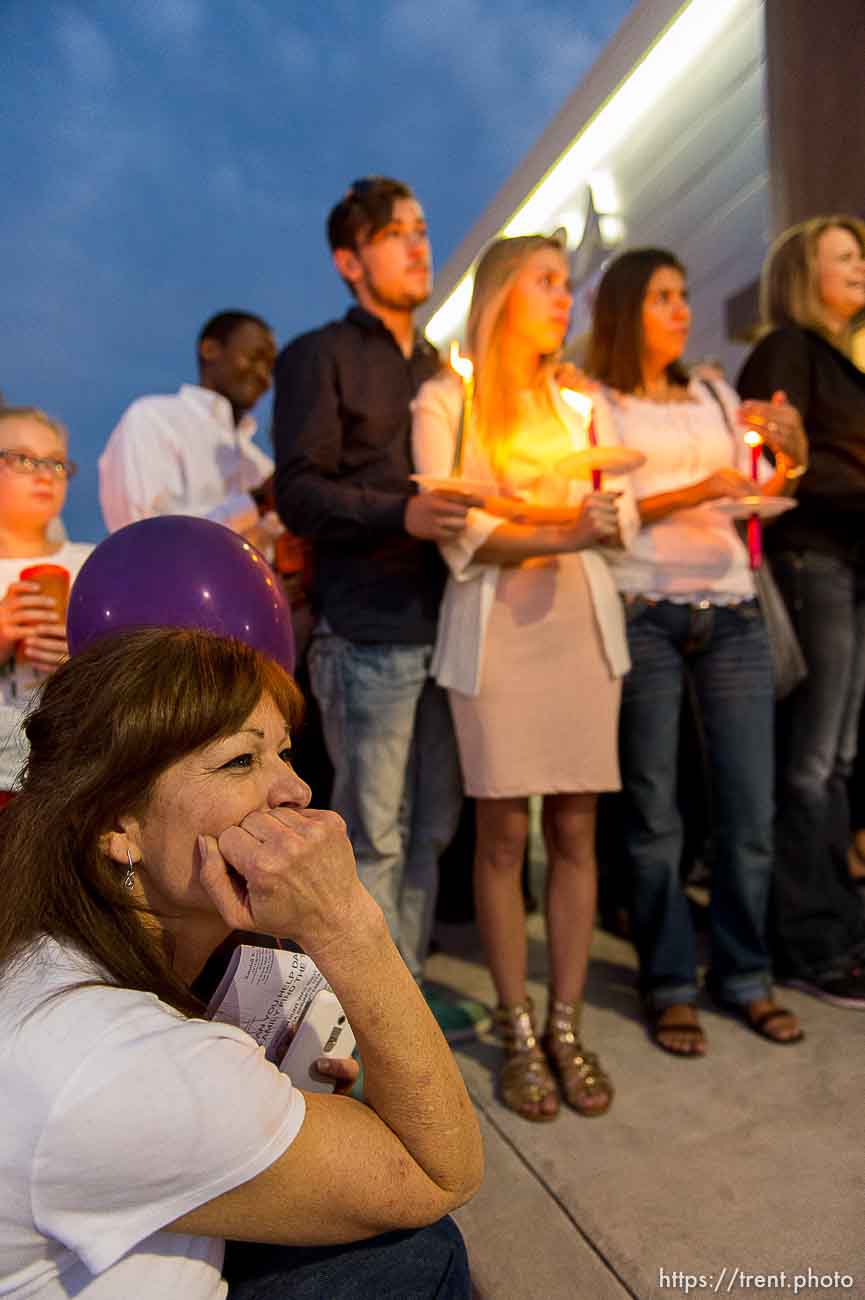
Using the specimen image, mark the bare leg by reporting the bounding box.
[474,796,558,1120]
[542,792,613,1115]
[473,796,531,1007]
[543,792,598,1006]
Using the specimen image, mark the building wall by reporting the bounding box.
[424,0,770,383]
[601,0,767,378]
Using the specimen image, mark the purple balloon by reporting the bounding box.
[68,516,295,674]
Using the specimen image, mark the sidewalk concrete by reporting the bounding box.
[426,917,865,1300]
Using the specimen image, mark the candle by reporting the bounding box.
[560,388,601,489]
[743,429,764,570]
[587,406,601,491]
[449,341,474,477]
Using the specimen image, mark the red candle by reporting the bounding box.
[746,516,762,570]
[744,431,763,570]
[587,409,601,491]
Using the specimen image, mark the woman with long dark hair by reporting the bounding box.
[0,627,481,1298]
[413,234,633,1121]
[586,248,807,1055]
[738,215,865,1007]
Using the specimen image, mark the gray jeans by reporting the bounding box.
[308,632,463,979]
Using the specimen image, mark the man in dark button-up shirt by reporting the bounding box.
[272,177,472,993]
[273,305,446,643]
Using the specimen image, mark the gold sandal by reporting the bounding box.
[493,999,559,1123]
[543,999,614,1118]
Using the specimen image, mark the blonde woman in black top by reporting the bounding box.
[738,214,865,1008]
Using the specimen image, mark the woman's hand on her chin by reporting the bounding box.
[197,807,375,954]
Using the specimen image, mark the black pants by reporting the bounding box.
[223,1217,471,1300]
[770,550,865,978]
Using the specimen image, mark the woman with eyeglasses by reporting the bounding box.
[0,407,91,801]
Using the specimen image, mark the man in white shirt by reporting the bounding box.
[99,311,278,543]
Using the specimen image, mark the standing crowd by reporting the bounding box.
[0,173,864,1296]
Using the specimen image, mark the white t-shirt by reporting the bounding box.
[0,543,93,791]
[0,938,305,1299]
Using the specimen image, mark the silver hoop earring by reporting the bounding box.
[123,849,136,893]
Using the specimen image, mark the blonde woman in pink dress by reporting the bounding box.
[412,234,635,1122]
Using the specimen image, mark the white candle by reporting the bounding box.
[560,388,600,488]
[449,341,474,477]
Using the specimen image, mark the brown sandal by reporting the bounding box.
[493,1000,559,1123]
[542,999,614,1117]
[648,1003,707,1057]
[729,999,804,1045]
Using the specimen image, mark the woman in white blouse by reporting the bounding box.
[413,234,634,1122]
[586,248,807,1056]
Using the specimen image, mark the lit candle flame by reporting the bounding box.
[559,387,593,423]
[449,340,474,384]
[561,387,600,487]
[744,429,764,448]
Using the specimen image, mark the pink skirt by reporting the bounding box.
[448,554,621,799]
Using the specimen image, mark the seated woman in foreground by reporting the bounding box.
[0,627,481,1299]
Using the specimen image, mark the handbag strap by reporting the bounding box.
[700,377,737,443]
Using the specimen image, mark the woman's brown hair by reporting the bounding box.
[585,247,690,394]
[0,627,303,1015]
[760,214,865,355]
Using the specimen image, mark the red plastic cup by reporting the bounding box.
[15,564,70,667]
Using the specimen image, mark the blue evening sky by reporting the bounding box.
[2,0,633,540]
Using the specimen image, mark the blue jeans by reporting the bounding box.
[224,1216,471,1299]
[770,550,865,978]
[308,633,463,980]
[619,599,775,1008]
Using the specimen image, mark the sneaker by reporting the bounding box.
[423,990,492,1043]
[781,966,865,1010]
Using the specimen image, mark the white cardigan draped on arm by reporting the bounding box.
[412,372,635,697]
